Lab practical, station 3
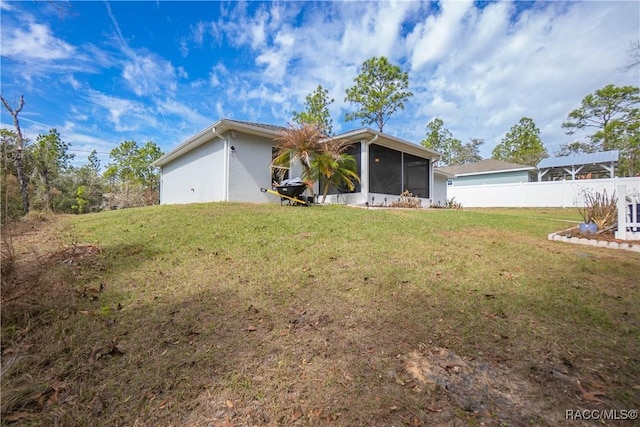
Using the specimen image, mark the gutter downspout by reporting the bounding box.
[362,134,378,205]
[212,127,229,202]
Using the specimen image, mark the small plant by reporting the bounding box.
[445,197,463,209]
[390,190,422,208]
[431,197,463,209]
[578,189,617,230]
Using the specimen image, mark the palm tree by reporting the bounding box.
[271,123,360,202]
[271,123,325,184]
[311,139,360,203]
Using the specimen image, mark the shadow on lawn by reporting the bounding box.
[2,237,638,426]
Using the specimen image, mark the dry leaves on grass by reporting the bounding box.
[576,380,607,403]
[89,338,125,363]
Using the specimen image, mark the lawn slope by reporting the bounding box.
[2,204,638,426]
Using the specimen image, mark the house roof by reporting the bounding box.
[434,169,456,178]
[334,127,441,159]
[154,119,442,167]
[153,118,286,167]
[536,150,619,169]
[436,159,536,177]
[225,119,286,133]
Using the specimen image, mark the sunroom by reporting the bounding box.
[318,129,441,207]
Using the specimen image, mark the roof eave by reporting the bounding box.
[334,128,442,159]
[153,122,218,167]
[434,169,456,178]
[153,118,283,167]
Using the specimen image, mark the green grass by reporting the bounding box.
[2,204,638,426]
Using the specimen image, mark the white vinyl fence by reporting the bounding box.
[447,177,640,208]
[616,185,640,240]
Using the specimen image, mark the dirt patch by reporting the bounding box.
[403,347,566,425]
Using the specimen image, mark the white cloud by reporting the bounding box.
[1,22,75,60]
[63,75,82,90]
[401,1,640,156]
[122,52,182,97]
[88,91,157,132]
[179,40,189,58]
[209,63,228,87]
[0,1,16,11]
[3,0,638,162]
[156,98,211,129]
[408,1,474,71]
[104,0,126,48]
[192,21,207,45]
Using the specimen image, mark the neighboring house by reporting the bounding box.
[435,159,537,187]
[153,118,444,206]
[536,150,619,181]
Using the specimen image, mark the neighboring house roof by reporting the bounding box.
[536,150,619,169]
[154,119,442,167]
[436,159,536,177]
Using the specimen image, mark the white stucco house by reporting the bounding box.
[153,118,446,206]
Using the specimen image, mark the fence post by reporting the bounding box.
[617,185,627,240]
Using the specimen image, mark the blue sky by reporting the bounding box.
[1,0,638,168]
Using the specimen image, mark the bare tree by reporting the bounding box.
[619,40,640,72]
[1,95,30,215]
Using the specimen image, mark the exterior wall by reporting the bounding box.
[433,174,449,205]
[160,138,225,204]
[321,192,433,207]
[451,170,532,186]
[227,132,275,203]
[322,192,366,205]
[448,177,640,208]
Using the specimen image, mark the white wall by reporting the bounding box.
[433,174,449,206]
[160,139,225,204]
[447,177,640,208]
[228,132,275,203]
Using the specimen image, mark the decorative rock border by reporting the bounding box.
[548,227,640,253]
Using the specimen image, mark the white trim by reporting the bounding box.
[334,128,440,159]
[453,167,535,177]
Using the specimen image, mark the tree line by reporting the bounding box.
[2,52,637,221]
[294,56,639,174]
[1,94,163,222]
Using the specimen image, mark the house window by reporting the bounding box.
[323,142,362,195]
[369,144,430,197]
[271,146,289,185]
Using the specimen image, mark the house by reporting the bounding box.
[536,150,619,181]
[152,118,445,206]
[435,159,537,187]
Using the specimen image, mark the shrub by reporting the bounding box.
[579,189,617,230]
[390,190,422,208]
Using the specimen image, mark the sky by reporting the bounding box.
[1,0,639,168]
